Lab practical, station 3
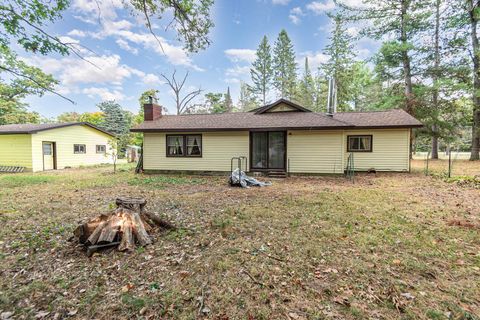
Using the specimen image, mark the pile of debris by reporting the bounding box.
[73,197,175,256]
[229,168,272,188]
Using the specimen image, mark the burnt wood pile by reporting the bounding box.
[73,197,175,256]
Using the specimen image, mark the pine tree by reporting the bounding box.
[296,57,316,109]
[340,0,431,114]
[97,101,130,136]
[446,0,480,160]
[224,87,233,112]
[238,81,258,111]
[321,14,356,111]
[250,36,273,105]
[415,0,474,159]
[273,30,297,99]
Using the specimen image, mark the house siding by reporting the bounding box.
[142,128,411,174]
[31,125,112,172]
[0,134,33,170]
[143,131,249,172]
[287,130,344,174]
[343,129,410,172]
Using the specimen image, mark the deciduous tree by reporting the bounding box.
[160,70,202,115]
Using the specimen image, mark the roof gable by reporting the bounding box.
[254,99,312,114]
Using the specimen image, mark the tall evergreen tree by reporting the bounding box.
[349,61,375,111]
[250,36,273,105]
[224,87,233,112]
[296,57,316,109]
[340,0,430,115]
[446,0,480,160]
[97,101,130,136]
[427,0,478,159]
[273,30,297,99]
[238,81,258,111]
[321,13,356,111]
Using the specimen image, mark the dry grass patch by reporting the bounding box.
[0,163,479,319]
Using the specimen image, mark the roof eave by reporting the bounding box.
[131,124,423,133]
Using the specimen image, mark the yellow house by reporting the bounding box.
[131,99,423,175]
[0,122,115,172]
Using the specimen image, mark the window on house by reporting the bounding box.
[186,135,202,156]
[347,135,372,152]
[166,135,202,157]
[74,144,86,154]
[96,145,106,154]
[43,143,52,155]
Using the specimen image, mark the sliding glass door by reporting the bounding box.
[251,131,286,170]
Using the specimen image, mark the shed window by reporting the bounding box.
[166,135,202,157]
[74,144,86,154]
[347,135,372,152]
[43,144,52,155]
[96,145,106,154]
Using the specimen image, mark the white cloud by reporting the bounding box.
[224,49,256,63]
[272,0,291,5]
[306,0,335,14]
[72,0,124,22]
[71,0,202,70]
[116,39,139,55]
[27,54,145,86]
[143,73,162,85]
[338,0,369,8]
[289,7,305,25]
[67,29,86,37]
[114,30,203,70]
[289,15,301,25]
[82,87,126,101]
[299,51,329,70]
[225,66,250,78]
[291,7,304,15]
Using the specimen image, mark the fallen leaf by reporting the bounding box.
[401,292,415,300]
[35,311,50,319]
[1,312,14,320]
[333,295,350,306]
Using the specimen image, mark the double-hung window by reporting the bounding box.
[167,135,202,157]
[74,144,86,154]
[347,135,372,152]
[96,145,106,154]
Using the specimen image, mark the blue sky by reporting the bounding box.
[23,0,374,117]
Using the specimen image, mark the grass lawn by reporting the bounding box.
[0,161,479,319]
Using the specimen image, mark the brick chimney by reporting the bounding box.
[144,96,162,121]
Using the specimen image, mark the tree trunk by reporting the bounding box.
[470,0,480,160]
[432,132,439,159]
[431,0,440,161]
[400,0,415,159]
[401,0,414,115]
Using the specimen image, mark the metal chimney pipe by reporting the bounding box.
[326,77,337,116]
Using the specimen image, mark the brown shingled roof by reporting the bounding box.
[0,122,115,136]
[333,109,423,128]
[131,100,422,132]
[132,112,354,132]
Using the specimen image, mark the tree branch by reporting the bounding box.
[140,0,165,54]
[0,65,75,104]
